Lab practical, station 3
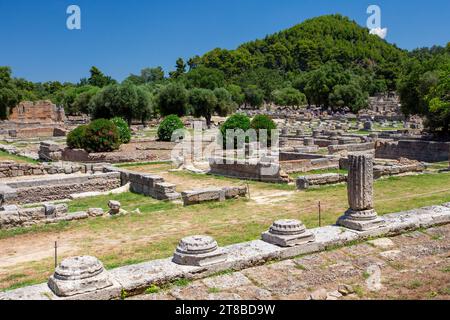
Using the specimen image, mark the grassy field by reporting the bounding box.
[0,150,38,164]
[1,171,450,291]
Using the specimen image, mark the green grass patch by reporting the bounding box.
[115,161,172,168]
[145,284,161,294]
[208,287,221,293]
[0,150,39,164]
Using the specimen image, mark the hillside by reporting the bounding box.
[197,15,407,84]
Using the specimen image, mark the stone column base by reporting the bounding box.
[262,230,315,247]
[337,211,386,231]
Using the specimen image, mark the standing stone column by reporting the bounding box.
[337,154,385,231]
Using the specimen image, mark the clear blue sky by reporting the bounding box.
[0,0,448,83]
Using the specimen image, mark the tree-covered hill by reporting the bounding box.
[198,15,407,88]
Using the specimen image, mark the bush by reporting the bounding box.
[66,125,87,149]
[219,113,251,148]
[157,115,185,141]
[250,115,277,147]
[83,119,120,152]
[111,117,131,144]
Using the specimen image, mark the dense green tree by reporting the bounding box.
[72,86,100,114]
[184,66,225,90]
[85,66,116,87]
[169,58,186,78]
[243,85,264,108]
[226,84,245,106]
[213,87,236,116]
[90,83,152,124]
[250,114,277,147]
[398,46,450,134]
[187,55,201,70]
[157,83,189,116]
[272,87,306,107]
[0,67,20,119]
[189,88,218,128]
[329,83,368,112]
[125,67,165,85]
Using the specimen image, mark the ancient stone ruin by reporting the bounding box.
[172,235,227,267]
[261,219,315,247]
[337,154,385,231]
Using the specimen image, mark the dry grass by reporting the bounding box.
[1,169,450,291]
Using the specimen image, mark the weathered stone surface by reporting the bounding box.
[2,204,450,300]
[202,272,252,290]
[47,256,113,297]
[181,188,225,206]
[108,200,121,215]
[296,173,346,190]
[368,238,395,249]
[172,235,227,266]
[262,219,315,247]
[43,204,56,216]
[338,154,385,231]
[87,208,104,217]
[309,288,327,300]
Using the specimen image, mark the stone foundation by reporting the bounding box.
[296,173,347,190]
[1,172,121,204]
[104,166,180,200]
[375,140,450,162]
[208,157,289,183]
[181,186,247,206]
[2,203,449,300]
[0,204,93,229]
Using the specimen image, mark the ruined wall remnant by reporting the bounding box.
[375,140,450,162]
[337,154,385,231]
[9,100,66,123]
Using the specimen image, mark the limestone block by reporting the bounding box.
[47,256,114,297]
[181,188,225,206]
[337,154,385,231]
[172,235,227,266]
[261,219,315,247]
[108,200,121,215]
[87,208,104,217]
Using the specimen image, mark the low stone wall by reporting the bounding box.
[375,140,450,162]
[2,172,121,204]
[296,173,347,190]
[0,161,101,178]
[339,157,425,178]
[2,203,449,300]
[373,163,425,179]
[104,166,180,200]
[9,127,67,138]
[39,140,175,163]
[208,158,289,183]
[1,204,74,229]
[181,186,247,206]
[328,142,375,155]
[279,153,339,173]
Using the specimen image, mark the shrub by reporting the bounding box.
[66,125,87,149]
[83,119,120,152]
[111,117,131,144]
[157,114,185,141]
[250,115,277,147]
[219,113,251,148]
